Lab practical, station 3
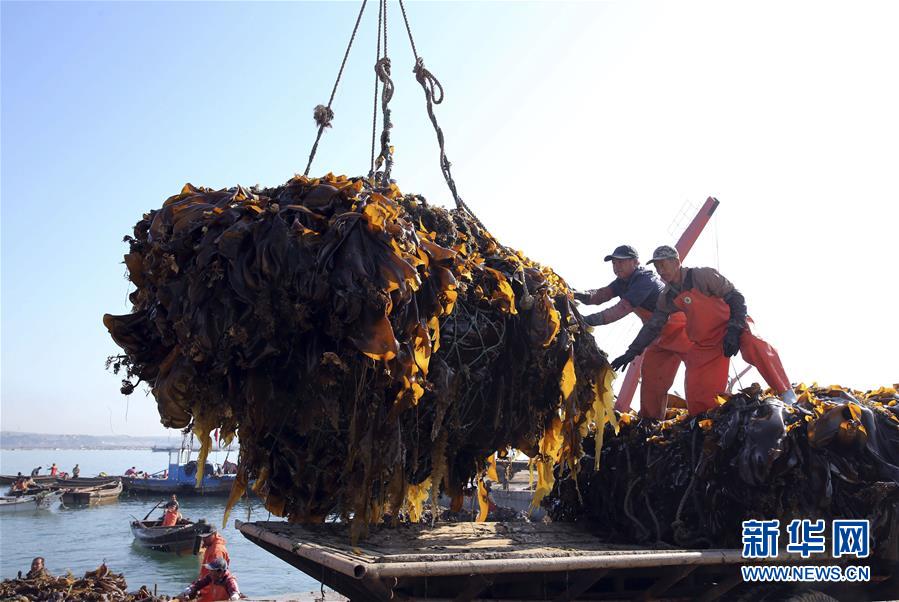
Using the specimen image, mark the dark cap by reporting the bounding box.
[203,557,228,571]
[603,245,639,262]
[646,245,680,264]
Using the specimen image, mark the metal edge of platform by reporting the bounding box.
[236,520,783,582]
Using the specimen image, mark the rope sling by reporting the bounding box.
[301,0,485,230]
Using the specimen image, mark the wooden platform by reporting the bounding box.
[236,520,766,600]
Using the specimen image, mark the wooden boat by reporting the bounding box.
[60,479,123,506]
[54,476,120,488]
[130,518,214,554]
[0,491,62,513]
[0,474,56,485]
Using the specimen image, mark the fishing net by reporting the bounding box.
[104,173,614,537]
[546,384,899,560]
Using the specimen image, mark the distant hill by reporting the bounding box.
[0,431,187,450]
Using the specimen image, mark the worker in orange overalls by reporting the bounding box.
[198,528,231,581]
[193,529,232,602]
[177,558,240,601]
[610,245,795,414]
[161,501,182,526]
[575,244,693,419]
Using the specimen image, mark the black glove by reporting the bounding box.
[610,351,635,372]
[584,313,605,327]
[723,326,742,357]
[573,290,593,304]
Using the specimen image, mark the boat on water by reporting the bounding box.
[130,518,214,554]
[0,490,63,513]
[123,441,240,496]
[60,478,123,507]
[0,474,56,485]
[56,476,121,488]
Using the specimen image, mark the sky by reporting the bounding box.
[1,1,897,437]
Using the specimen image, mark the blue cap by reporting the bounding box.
[203,557,228,571]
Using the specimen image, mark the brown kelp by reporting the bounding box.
[0,564,158,601]
[104,174,614,536]
[547,385,899,560]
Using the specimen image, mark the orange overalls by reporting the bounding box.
[199,534,231,602]
[633,307,693,419]
[672,288,790,414]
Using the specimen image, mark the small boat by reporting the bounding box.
[54,476,120,488]
[130,518,214,554]
[0,491,62,513]
[0,474,56,485]
[60,479,123,507]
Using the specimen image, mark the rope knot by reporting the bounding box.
[413,57,444,104]
[375,57,395,104]
[313,104,334,128]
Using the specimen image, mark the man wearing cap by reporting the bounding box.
[198,527,231,581]
[177,557,240,601]
[611,245,795,414]
[575,245,692,418]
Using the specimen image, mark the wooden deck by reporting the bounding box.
[238,521,753,579]
[236,520,767,600]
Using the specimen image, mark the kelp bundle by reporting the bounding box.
[104,173,614,535]
[547,385,899,560]
[0,564,158,601]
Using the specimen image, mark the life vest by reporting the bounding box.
[161,508,180,527]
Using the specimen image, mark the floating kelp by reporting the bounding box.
[0,564,159,601]
[546,385,899,561]
[105,174,614,537]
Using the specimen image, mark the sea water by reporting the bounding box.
[0,449,321,597]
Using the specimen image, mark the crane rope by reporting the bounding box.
[303,0,369,176]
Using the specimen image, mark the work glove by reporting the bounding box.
[584,313,605,327]
[610,351,636,372]
[723,326,742,357]
[573,290,593,304]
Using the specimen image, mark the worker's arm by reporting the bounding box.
[573,285,615,305]
[722,289,747,356]
[223,575,241,600]
[588,269,659,326]
[179,575,211,599]
[584,299,633,326]
[610,302,672,371]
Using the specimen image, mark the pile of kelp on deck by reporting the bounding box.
[547,384,899,560]
[0,564,159,601]
[104,173,615,536]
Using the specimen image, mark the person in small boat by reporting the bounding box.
[124,466,138,477]
[199,528,230,581]
[161,500,182,526]
[49,464,58,477]
[72,464,80,478]
[169,494,179,510]
[26,557,51,579]
[11,477,27,492]
[177,557,240,601]
[30,467,42,477]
